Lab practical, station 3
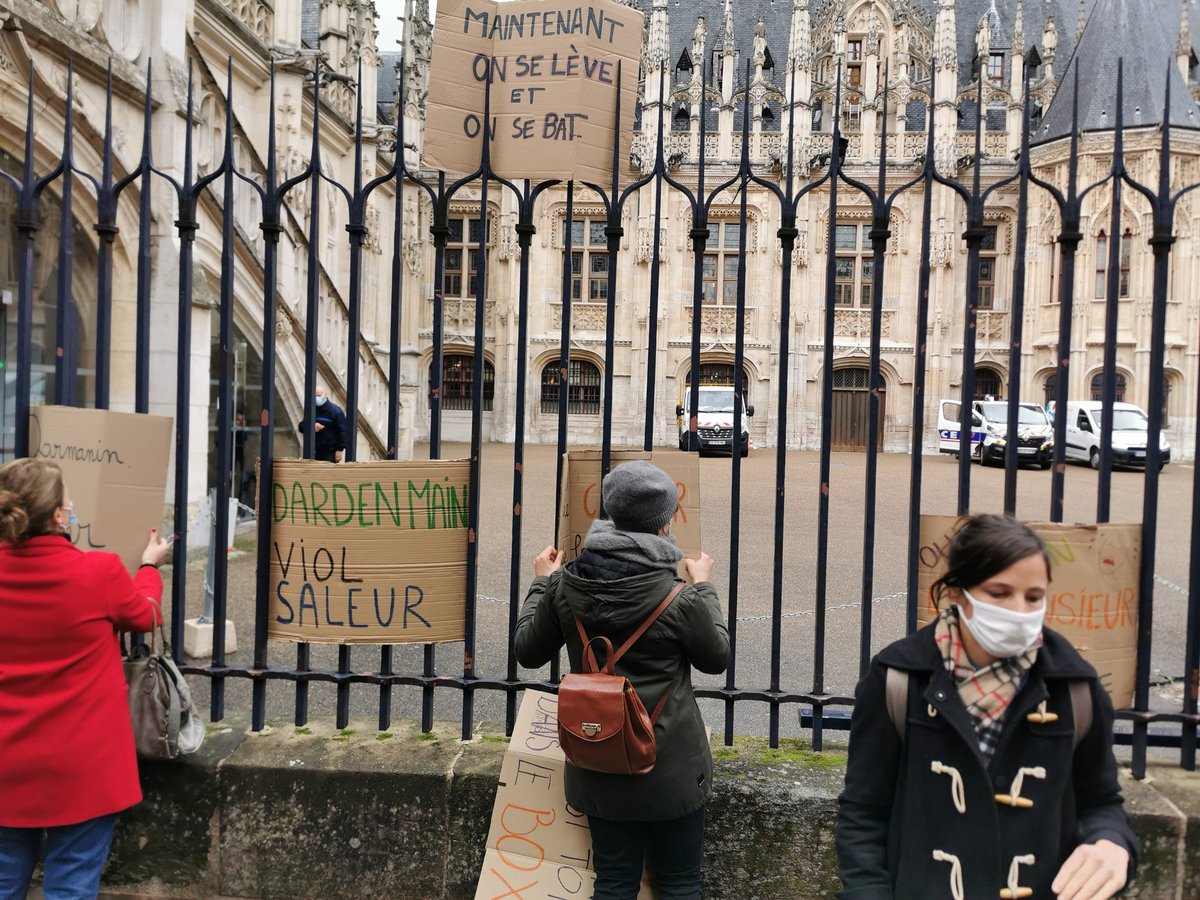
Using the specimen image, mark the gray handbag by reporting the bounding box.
[122,608,205,760]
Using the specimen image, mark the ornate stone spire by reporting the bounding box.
[721,0,735,54]
[936,0,958,72]
[1013,0,1025,52]
[648,0,670,67]
[787,0,811,72]
[1075,0,1087,49]
[1179,0,1192,58]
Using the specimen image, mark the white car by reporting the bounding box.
[1062,400,1170,470]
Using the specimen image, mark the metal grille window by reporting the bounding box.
[435,353,494,411]
[541,358,601,414]
[1120,229,1132,298]
[702,222,742,305]
[1044,372,1058,405]
[833,367,870,389]
[565,219,610,302]
[975,367,1003,400]
[978,225,998,309]
[1095,231,1108,298]
[1090,372,1128,402]
[833,223,873,307]
[444,216,483,298]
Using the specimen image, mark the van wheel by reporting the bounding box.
[1090,449,1100,470]
[678,434,688,451]
[1040,459,1052,470]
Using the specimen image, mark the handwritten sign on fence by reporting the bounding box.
[556,450,701,576]
[475,690,656,900]
[424,0,643,184]
[30,406,172,573]
[917,515,1141,708]
[268,459,470,644]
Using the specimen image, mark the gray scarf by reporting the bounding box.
[582,518,682,574]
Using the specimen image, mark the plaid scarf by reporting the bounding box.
[934,606,1040,758]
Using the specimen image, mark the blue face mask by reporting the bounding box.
[315,395,328,408]
[61,505,77,534]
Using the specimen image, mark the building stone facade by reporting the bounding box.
[1,0,1199,514]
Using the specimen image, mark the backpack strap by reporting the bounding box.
[610,582,686,666]
[1069,679,1093,752]
[885,667,909,743]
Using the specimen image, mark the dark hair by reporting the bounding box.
[0,458,66,544]
[930,514,1051,608]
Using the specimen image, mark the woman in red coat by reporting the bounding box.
[0,457,170,899]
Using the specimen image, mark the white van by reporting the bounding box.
[1062,400,1170,470]
[676,385,753,456]
[937,399,1054,468]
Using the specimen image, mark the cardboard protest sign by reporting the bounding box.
[268,459,470,644]
[424,0,643,184]
[556,450,701,574]
[30,406,172,573]
[475,689,655,900]
[917,515,1141,708]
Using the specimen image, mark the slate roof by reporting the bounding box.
[377,51,403,126]
[1035,0,1200,142]
[301,0,319,48]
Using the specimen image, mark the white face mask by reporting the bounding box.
[958,588,1046,658]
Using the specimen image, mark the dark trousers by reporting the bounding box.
[589,806,705,900]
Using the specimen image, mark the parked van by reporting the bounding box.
[676,385,753,456]
[937,399,1054,468]
[1063,400,1170,469]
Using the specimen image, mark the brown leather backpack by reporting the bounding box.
[557,583,684,775]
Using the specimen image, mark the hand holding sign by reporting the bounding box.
[534,546,563,577]
[141,528,171,568]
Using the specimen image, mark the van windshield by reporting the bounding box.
[978,403,1048,426]
[1111,409,1148,430]
[698,391,736,413]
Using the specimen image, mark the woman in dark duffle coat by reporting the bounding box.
[0,458,170,900]
[516,460,730,900]
[837,514,1137,900]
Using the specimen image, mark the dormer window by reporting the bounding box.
[848,40,863,61]
[676,49,693,75]
[987,52,1004,85]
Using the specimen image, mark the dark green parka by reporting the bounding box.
[515,563,729,822]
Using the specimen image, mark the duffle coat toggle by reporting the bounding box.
[999,853,1035,899]
[931,849,964,900]
[1025,699,1059,724]
[931,760,967,814]
[994,766,1046,809]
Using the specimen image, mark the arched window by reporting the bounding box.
[1163,376,1174,427]
[1119,229,1132,298]
[433,353,494,411]
[1090,372,1127,403]
[541,359,601,414]
[1043,372,1058,407]
[974,367,1003,400]
[1095,230,1108,298]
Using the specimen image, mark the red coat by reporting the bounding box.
[0,535,162,827]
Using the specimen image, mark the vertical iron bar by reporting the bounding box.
[1096,63,1127,524]
[134,59,154,414]
[859,71,891,679]
[728,60,750,740]
[172,64,198,662]
[507,181,536,732]
[462,76,494,740]
[252,64,281,732]
[600,64,623,487]
[955,80,987,515]
[812,68,845,752]
[296,65,325,726]
[1049,64,1084,523]
[209,62,240,724]
[763,63,798,744]
[905,112,938,634]
[54,64,77,407]
[1132,65,1174,779]
[552,181,575,550]
[94,63,117,409]
[14,71,38,459]
[687,60,707,456]
[644,65,669,453]
[1003,82,1034,516]
[429,171,448,459]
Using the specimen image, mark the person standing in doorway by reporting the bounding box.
[297,385,346,463]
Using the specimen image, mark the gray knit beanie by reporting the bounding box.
[601,460,679,534]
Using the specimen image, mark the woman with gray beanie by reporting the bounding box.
[516,459,729,900]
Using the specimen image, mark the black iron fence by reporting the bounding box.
[3,52,1198,781]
